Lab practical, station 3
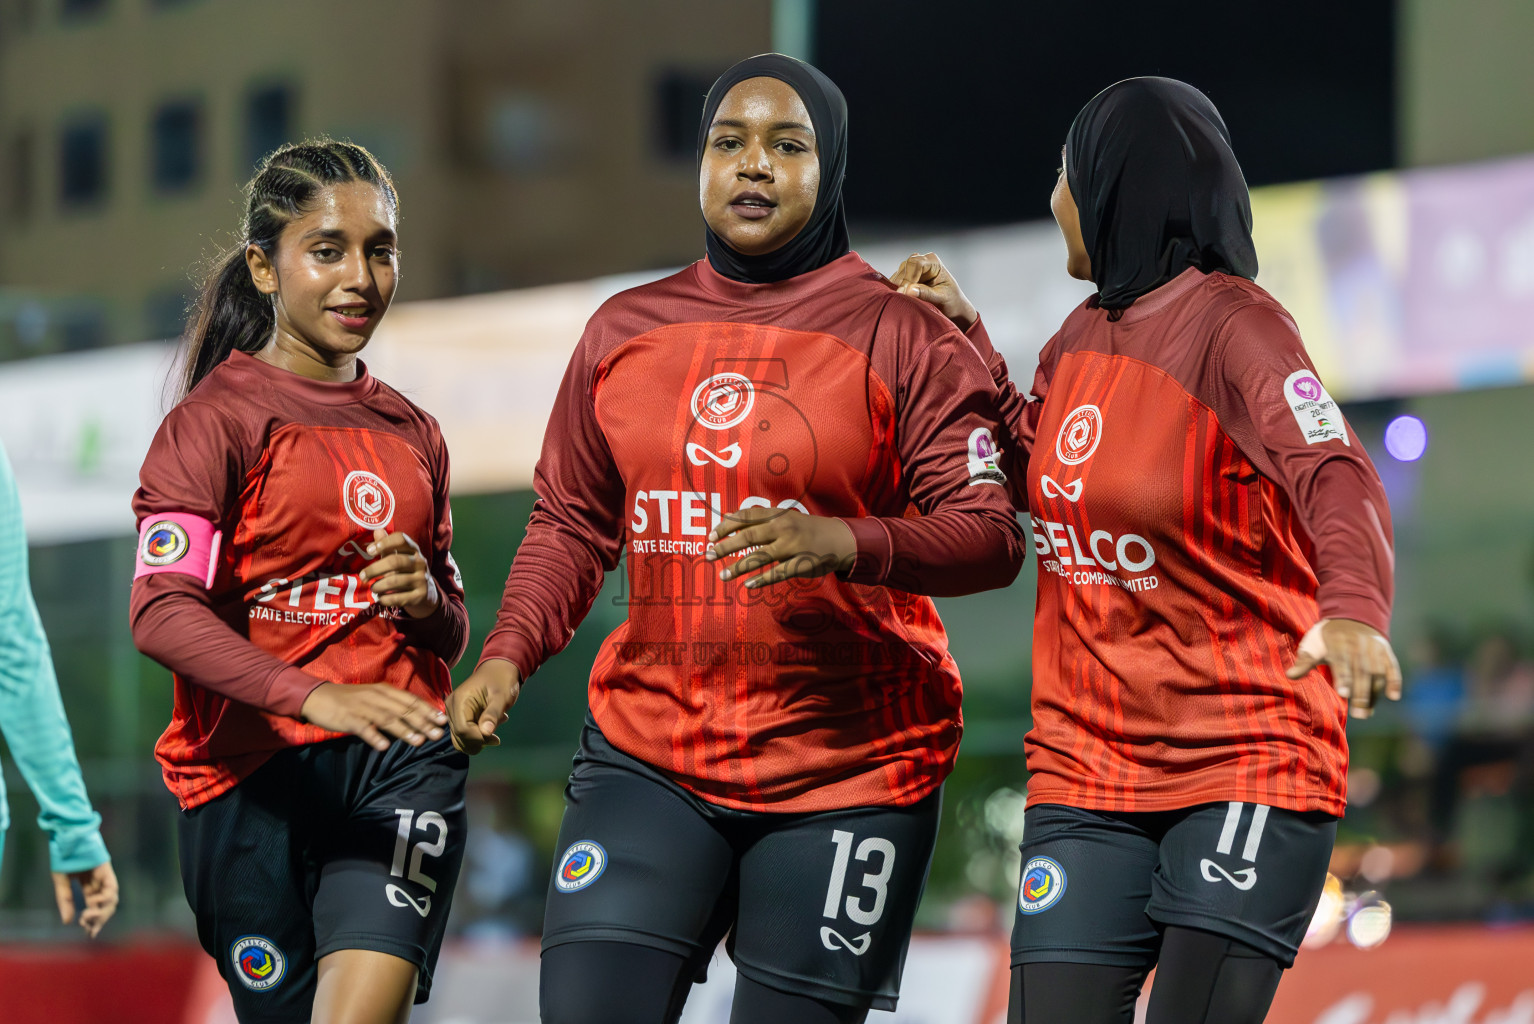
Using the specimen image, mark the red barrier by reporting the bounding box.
[0,940,208,1024]
[3,925,1531,1023]
[1268,925,1534,1024]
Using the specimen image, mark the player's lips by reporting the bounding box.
[327,305,374,330]
[730,191,776,220]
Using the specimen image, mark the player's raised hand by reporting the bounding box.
[447,658,522,754]
[359,528,440,618]
[300,681,447,751]
[888,252,978,330]
[1286,618,1403,719]
[52,861,119,939]
[706,507,856,589]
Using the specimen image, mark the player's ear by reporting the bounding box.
[246,243,278,296]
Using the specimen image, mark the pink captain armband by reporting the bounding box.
[134,512,222,589]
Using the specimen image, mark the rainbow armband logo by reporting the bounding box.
[135,512,221,589]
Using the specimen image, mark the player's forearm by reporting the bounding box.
[1299,458,1395,635]
[476,513,611,679]
[840,505,1025,596]
[0,616,110,872]
[130,584,322,716]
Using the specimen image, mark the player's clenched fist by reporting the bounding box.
[299,681,447,751]
[447,658,522,754]
[358,527,440,617]
[706,506,857,589]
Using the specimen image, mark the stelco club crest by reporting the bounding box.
[555,841,607,893]
[342,470,396,530]
[230,935,286,991]
[139,520,189,566]
[1018,856,1068,915]
[690,372,756,431]
[1055,404,1103,466]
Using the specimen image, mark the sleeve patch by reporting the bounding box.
[136,512,222,589]
[1284,370,1350,447]
[966,426,1007,487]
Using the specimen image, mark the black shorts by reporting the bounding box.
[541,718,942,1012]
[1010,801,1337,969]
[178,735,468,1022]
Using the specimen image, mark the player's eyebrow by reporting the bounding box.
[710,118,815,135]
[299,226,397,243]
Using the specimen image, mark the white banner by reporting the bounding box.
[0,235,1082,546]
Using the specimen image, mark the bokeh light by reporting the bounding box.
[1384,414,1429,461]
[1346,894,1394,949]
[1303,873,1347,949]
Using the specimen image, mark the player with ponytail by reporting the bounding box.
[131,139,469,1023]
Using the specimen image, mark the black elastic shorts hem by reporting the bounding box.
[732,957,897,1012]
[313,934,434,1003]
[1145,911,1298,968]
[540,926,704,962]
[1010,946,1153,970]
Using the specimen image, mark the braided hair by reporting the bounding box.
[178,139,399,398]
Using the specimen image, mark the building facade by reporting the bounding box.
[0,0,769,355]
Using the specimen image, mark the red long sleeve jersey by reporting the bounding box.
[971,269,1393,817]
[480,254,1025,813]
[131,352,467,809]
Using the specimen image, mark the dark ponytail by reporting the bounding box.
[178,138,399,398]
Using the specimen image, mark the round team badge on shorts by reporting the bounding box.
[139,521,190,566]
[555,840,607,893]
[230,935,286,991]
[1018,856,1068,915]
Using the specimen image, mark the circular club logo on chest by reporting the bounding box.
[342,470,396,530]
[1055,404,1103,466]
[690,372,756,431]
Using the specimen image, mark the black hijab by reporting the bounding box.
[697,53,850,283]
[1065,77,1258,312]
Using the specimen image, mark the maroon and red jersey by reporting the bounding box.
[480,253,1025,813]
[131,351,467,809]
[968,269,1393,817]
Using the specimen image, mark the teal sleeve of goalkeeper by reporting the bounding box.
[0,439,110,876]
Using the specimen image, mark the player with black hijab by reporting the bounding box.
[895,77,1399,1024]
[449,53,1024,1024]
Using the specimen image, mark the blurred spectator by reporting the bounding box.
[453,778,541,941]
[1400,625,1467,752]
[1427,628,1534,883]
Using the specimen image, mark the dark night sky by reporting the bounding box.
[813,0,1396,230]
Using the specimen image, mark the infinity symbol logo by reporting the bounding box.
[1199,859,1258,890]
[686,442,743,468]
[820,926,872,955]
[1040,475,1084,501]
[386,884,431,918]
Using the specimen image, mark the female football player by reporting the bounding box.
[893,77,1401,1024]
[131,140,469,1024]
[449,54,1024,1024]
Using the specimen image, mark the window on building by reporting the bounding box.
[246,84,294,170]
[59,0,107,21]
[59,115,108,208]
[8,130,34,222]
[10,0,38,32]
[144,287,193,341]
[654,70,720,162]
[151,99,201,193]
[59,304,107,351]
